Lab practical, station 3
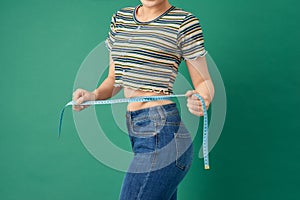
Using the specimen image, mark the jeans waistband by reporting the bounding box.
[126,103,178,120]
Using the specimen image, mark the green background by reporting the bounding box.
[0,0,299,199]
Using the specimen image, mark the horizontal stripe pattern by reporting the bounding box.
[105,6,207,94]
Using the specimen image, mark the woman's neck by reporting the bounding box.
[136,2,172,22]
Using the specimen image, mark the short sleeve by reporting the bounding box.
[105,13,117,52]
[178,14,207,60]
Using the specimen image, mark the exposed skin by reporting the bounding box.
[72,0,214,116]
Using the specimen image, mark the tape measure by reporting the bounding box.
[58,94,210,170]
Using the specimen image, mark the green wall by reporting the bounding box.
[0,0,299,199]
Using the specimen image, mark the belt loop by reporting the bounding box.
[157,105,166,123]
[126,111,132,127]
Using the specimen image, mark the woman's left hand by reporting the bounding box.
[185,90,211,116]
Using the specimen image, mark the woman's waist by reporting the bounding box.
[124,87,174,111]
[127,100,174,111]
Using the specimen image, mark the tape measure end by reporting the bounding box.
[205,165,210,170]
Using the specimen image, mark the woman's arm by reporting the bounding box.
[72,55,122,111]
[92,55,122,100]
[185,56,215,116]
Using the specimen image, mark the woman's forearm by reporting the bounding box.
[194,79,215,103]
[92,76,121,100]
[185,56,215,107]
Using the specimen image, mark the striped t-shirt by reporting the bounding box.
[105,5,207,94]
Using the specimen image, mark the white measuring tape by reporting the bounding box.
[58,94,210,170]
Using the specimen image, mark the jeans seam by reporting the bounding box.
[174,133,193,171]
[136,148,158,200]
[174,133,184,170]
[136,123,158,199]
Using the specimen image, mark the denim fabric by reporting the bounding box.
[119,103,193,200]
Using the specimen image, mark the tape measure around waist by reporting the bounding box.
[58,94,210,170]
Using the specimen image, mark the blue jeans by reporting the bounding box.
[119,103,194,200]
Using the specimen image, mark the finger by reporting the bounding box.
[199,98,210,109]
[187,103,203,113]
[202,96,211,107]
[190,96,211,109]
[189,101,211,113]
[185,90,195,97]
[73,88,83,98]
[77,105,86,111]
[192,93,211,104]
[188,107,203,116]
[76,97,83,105]
[187,101,198,110]
[191,94,200,100]
[72,88,84,101]
[72,105,83,112]
[187,98,202,107]
[204,100,210,109]
[76,95,88,105]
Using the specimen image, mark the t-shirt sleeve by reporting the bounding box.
[105,13,117,52]
[178,14,207,60]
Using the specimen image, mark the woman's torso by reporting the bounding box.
[108,6,206,111]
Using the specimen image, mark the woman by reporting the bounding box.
[73,0,214,199]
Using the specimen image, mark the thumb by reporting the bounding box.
[185,90,196,97]
[76,95,86,105]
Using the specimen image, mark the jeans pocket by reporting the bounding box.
[174,132,193,171]
[131,118,157,137]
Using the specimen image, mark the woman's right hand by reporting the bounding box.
[72,88,96,112]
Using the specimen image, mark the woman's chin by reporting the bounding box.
[140,0,165,8]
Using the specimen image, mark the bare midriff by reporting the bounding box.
[124,87,174,111]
